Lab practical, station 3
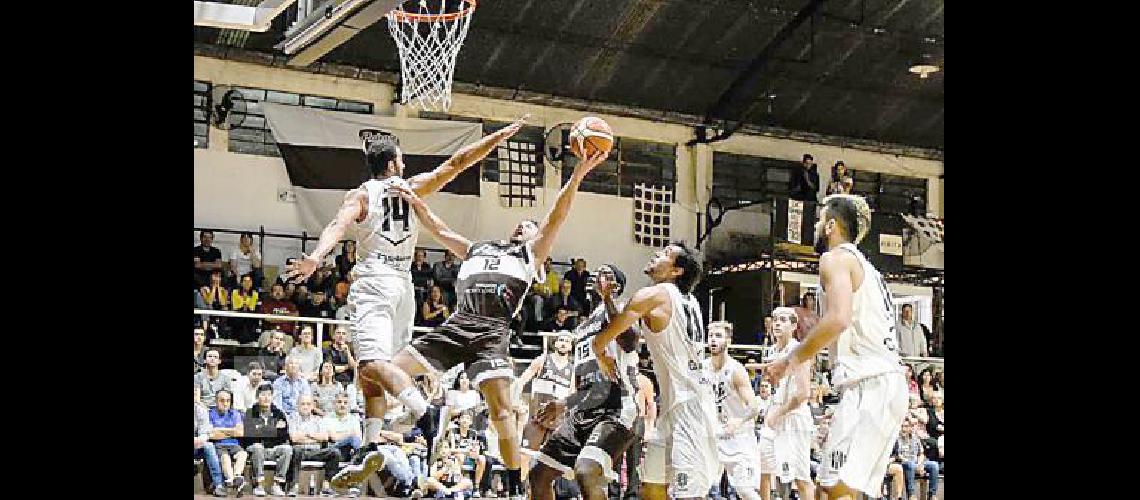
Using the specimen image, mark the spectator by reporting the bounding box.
[896,304,929,357]
[292,285,311,313]
[193,328,208,374]
[195,388,227,497]
[917,367,941,406]
[794,292,820,342]
[429,446,476,498]
[300,290,335,322]
[826,160,854,196]
[194,348,233,408]
[898,418,939,500]
[542,306,575,333]
[324,326,356,386]
[544,280,582,323]
[445,372,482,417]
[756,316,774,346]
[272,356,312,415]
[259,283,299,338]
[258,330,289,382]
[925,393,944,460]
[333,280,350,311]
[244,384,292,497]
[562,258,591,313]
[230,232,263,289]
[283,282,297,306]
[934,370,944,390]
[789,153,821,202]
[230,273,261,344]
[307,264,336,298]
[313,361,344,416]
[448,410,490,496]
[531,256,560,298]
[198,271,230,310]
[420,284,451,328]
[288,326,323,382]
[287,394,341,497]
[410,249,434,305]
[208,389,248,496]
[527,257,560,327]
[904,365,919,396]
[233,361,269,412]
[906,394,929,435]
[885,440,906,500]
[335,240,358,281]
[808,382,827,418]
[194,230,224,288]
[324,391,363,466]
[432,250,460,305]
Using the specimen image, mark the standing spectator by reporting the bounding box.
[917,367,941,406]
[410,249,435,306]
[312,361,344,416]
[208,389,248,496]
[259,283,299,338]
[288,394,342,497]
[324,392,363,465]
[194,230,224,288]
[335,240,358,281]
[288,326,323,382]
[233,361,269,412]
[244,384,293,497]
[793,292,820,342]
[544,280,582,322]
[195,388,227,497]
[193,328,208,374]
[272,357,312,415]
[826,160,854,196]
[230,273,261,344]
[258,330,289,382]
[324,326,356,385]
[561,258,591,314]
[432,250,460,305]
[419,284,451,328]
[230,232,263,289]
[896,304,929,357]
[195,348,233,408]
[898,418,939,500]
[300,290,335,322]
[789,153,821,202]
[445,372,482,417]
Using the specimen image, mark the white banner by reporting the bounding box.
[788,199,804,244]
[880,234,903,256]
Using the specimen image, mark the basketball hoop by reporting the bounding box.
[387,0,477,112]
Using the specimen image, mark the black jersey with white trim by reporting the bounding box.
[454,240,543,320]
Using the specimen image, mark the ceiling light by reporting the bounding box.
[909,54,941,78]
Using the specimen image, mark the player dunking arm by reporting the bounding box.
[704,321,765,500]
[760,194,908,500]
[282,115,529,494]
[374,149,610,500]
[761,307,815,500]
[590,242,713,500]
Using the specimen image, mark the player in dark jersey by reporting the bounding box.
[344,149,608,500]
[530,264,642,500]
[517,332,574,453]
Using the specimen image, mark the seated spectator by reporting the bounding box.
[300,290,336,322]
[195,348,233,408]
[433,250,461,305]
[896,304,929,357]
[411,249,434,305]
[826,160,854,196]
[194,230,224,288]
[258,330,289,381]
[925,392,944,461]
[292,285,312,313]
[193,328,208,374]
[527,257,560,328]
[194,388,227,497]
[288,394,342,497]
[545,280,582,323]
[230,273,261,344]
[208,389,248,496]
[898,418,939,500]
[904,364,920,396]
[562,258,591,315]
[198,271,230,310]
[445,372,482,417]
[272,356,312,415]
[324,326,356,386]
[307,264,336,298]
[233,361,269,412]
[230,232,263,289]
[324,391,363,463]
[313,361,344,416]
[424,445,476,498]
[420,284,451,328]
[907,393,929,433]
[244,384,292,497]
[918,367,941,406]
[335,240,358,282]
[288,326,323,382]
[542,306,576,332]
[447,411,490,496]
[934,369,944,390]
[885,439,906,500]
[259,283,299,338]
[333,280,350,311]
[789,153,821,202]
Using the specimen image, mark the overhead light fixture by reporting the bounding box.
[909,54,941,79]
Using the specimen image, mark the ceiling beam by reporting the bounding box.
[575,0,669,99]
[518,0,590,83]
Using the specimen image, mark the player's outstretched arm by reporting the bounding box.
[591,284,663,380]
[726,364,762,433]
[390,184,473,260]
[530,149,609,264]
[284,189,367,283]
[764,357,809,429]
[408,115,529,197]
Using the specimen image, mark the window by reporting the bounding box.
[712,152,802,204]
[226,87,374,157]
[194,80,210,149]
[561,137,676,197]
[850,171,928,215]
[480,121,546,207]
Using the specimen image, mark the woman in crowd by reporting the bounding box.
[925,392,945,461]
[445,372,482,417]
[420,285,451,328]
[918,367,942,405]
[826,160,854,195]
[312,361,343,416]
[904,364,920,396]
[335,240,358,281]
[193,328,208,373]
[229,232,263,289]
[410,249,434,306]
[230,273,260,344]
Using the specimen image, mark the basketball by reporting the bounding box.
[568,116,614,159]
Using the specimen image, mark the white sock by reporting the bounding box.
[397,386,428,421]
[365,417,385,444]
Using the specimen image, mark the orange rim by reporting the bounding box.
[389,0,477,22]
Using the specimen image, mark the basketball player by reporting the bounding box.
[590,242,712,500]
[529,264,641,500]
[703,321,764,500]
[762,307,815,500]
[282,116,528,490]
[516,332,574,441]
[760,194,908,500]
[362,148,610,500]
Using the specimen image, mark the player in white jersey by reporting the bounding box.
[590,242,715,500]
[282,117,528,493]
[703,321,764,500]
[760,194,908,500]
[761,307,815,500]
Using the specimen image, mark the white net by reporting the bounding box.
[387,0,475,112]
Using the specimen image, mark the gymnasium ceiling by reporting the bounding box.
[194,0,945,151]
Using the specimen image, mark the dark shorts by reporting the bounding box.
[408,313,514,387]
[537,407,636,477]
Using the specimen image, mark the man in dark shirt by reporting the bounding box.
[244,385,293,496]
[432,251,460,306]
[542,306,577,332]
[194,230,224,288]
[789,153,821,202]
[323,326,356,385]
[300,290,336,321]
[259,283,299,337]
[545,280,583,321]
[258,330,289,381]
[562,259,591,314]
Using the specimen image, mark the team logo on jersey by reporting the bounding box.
[674,472,688,488]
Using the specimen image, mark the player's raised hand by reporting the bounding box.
[494,114,531,141]
[572,149,609,179]
[284,254,319,283]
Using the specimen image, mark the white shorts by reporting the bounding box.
[717,429,759,490]
[640,398,719,498]
[757,428,777,475]
[774,413,814,483]
[818,372,908,495]
[348,275,415,362]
